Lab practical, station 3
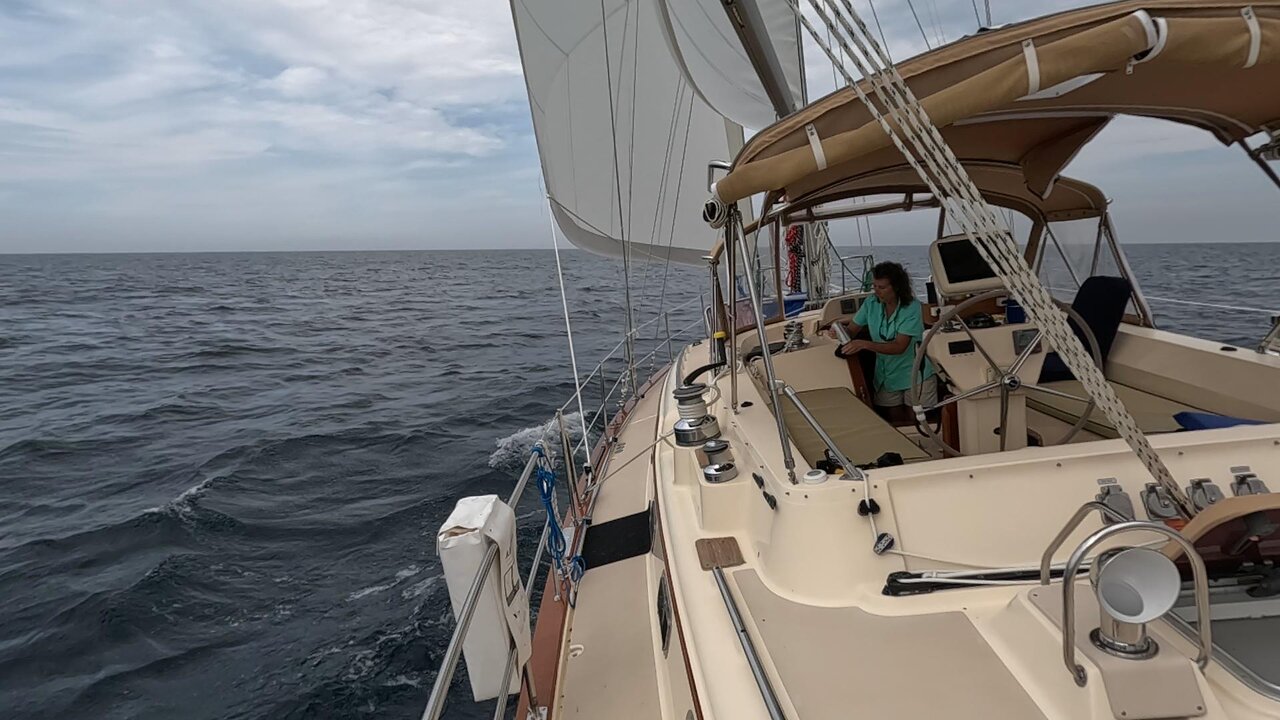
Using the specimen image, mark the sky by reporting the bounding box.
[0,0,1275,253]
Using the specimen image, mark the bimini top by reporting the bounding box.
[713,0,1280,207]
[772,161,1110,225]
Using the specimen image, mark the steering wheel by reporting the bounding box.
[911,289,1103,456]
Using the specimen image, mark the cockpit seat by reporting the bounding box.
[1026,379,1198,437]
[1039,275,1132,383]
[779,387,930,467]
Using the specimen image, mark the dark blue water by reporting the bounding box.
[0,245,1273,719]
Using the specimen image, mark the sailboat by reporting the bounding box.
[425,1,1280,718]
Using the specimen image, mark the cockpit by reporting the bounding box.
[734,174,1277,467]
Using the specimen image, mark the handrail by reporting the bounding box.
[1060,521,1212,686]
[560,299,707,415]
[424,296,707,720]
[713,567,786,720]
[1038,501,1132,585]
[779,384,865,482]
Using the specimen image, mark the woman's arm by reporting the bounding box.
[842,333,910,356]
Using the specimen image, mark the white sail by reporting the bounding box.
[511,0,743,266]
[655,0,805,130]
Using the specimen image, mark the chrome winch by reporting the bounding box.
[672,382,720,447]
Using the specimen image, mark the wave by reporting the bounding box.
[486,411,585,473]
[346,565,424,601]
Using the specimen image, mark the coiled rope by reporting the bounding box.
[532,444,585,602]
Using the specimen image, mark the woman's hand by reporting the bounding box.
[839,339,868,355]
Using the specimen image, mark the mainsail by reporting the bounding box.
[510,0,750,266]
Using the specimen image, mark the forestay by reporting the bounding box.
[510,0,745,265]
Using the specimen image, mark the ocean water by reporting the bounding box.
[0,244,1274,719]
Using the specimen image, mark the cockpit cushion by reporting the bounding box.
[1173,411,1268,431]
[779,387,930,466]
[1026,379,1194,437]
[1039,275,1131,383]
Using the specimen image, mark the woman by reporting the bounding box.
[831,261,936,422]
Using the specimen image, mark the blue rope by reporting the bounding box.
[532,444,585,589]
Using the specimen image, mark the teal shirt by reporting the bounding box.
[853,296,935,392]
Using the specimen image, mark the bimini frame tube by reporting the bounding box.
[732,209,797,484]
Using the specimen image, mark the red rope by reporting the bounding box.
[785,225,804,293]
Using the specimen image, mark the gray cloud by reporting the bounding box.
[0,0,1275,252]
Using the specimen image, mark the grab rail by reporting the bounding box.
[713,567,786,720]
[779,384,865,482]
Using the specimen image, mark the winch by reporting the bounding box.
[673,382,720,447]
[702,438,732,465]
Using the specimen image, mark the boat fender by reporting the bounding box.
[437,495,531,701]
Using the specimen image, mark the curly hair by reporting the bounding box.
[872,261,915,305]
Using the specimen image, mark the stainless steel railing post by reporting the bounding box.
[422,543,500,720]
[664,313,673,364]
[556,410,581,525]
[734,212,796,484]
[726,222,740,413]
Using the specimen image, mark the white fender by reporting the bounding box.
[438,495,531,701]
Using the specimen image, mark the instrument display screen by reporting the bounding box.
[947,339,976,355]
[1012,328,1041,356]
[937,237,997,283]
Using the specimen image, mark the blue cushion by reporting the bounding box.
[1174,411,1267,431]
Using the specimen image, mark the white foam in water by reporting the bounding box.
[347,565,423,601]
[487,411,586,471]
[143,475,218,516]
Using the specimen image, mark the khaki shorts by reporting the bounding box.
[874,374,938,408]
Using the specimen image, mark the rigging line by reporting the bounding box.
[968,0,982,27]
[903,0,932,49]
[864,0,892,62]
[598,0,639,392]
[984,0,992,26]
[926,0,946,45]
[636,78,688,321]
[542,182,591,447]
[623,0,647,296]
[653,89,697,329]
[624,0,638,238]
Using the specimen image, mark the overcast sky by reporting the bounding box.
[1,0,1275,253]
